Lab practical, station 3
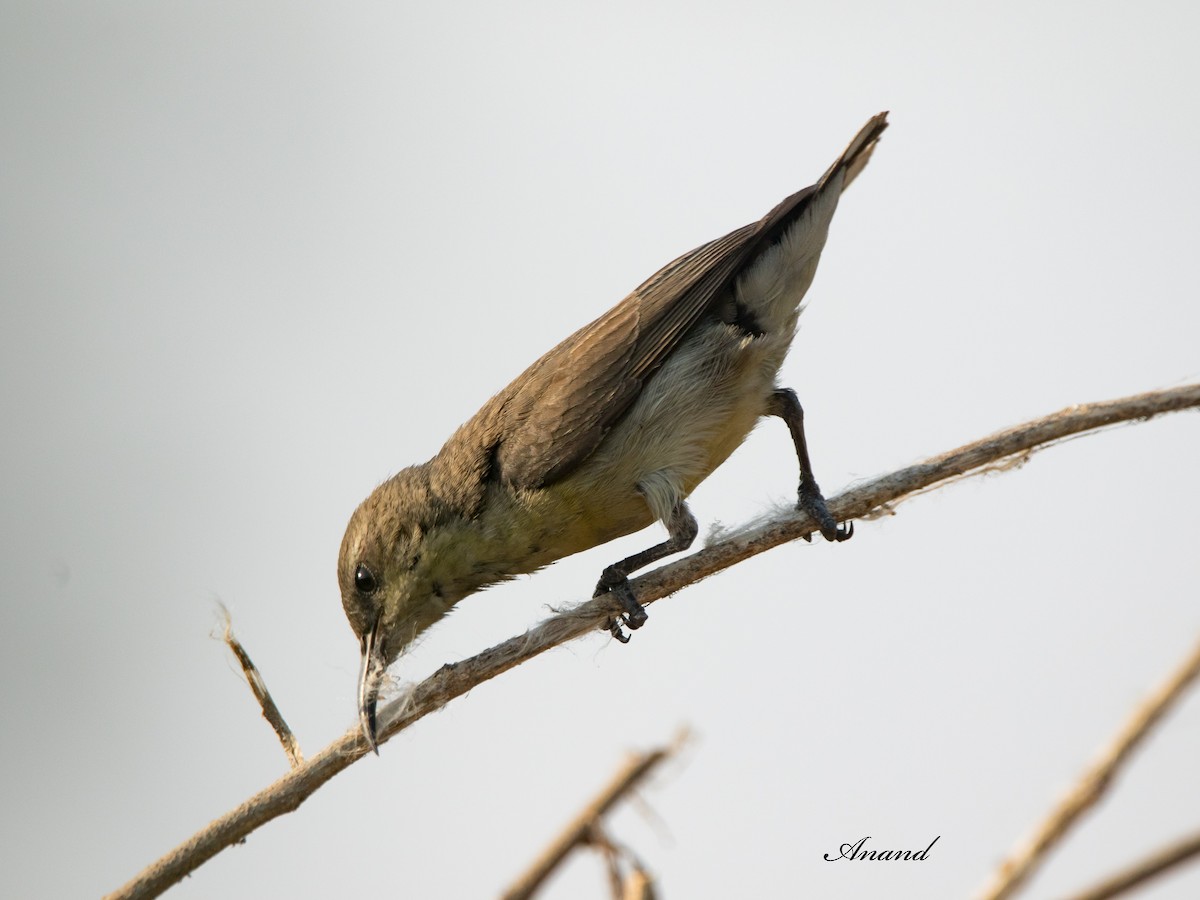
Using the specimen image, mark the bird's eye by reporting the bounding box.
[354,563,378,596]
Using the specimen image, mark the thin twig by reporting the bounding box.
[217,606,303,769]
[975,634,1200,900]
[621,867,656,900]
[501,731,684,900]
[1062,828,1200,900]
[585,825,627,900]
[104,383,1200,900]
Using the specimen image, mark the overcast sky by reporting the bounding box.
[2,2,1199,899]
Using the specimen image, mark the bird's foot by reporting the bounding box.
[594,573,648,643]
[798,479,854,543]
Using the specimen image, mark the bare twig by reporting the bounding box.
[621,867,657,900]
[217,606,303,769]
[104,383,1200,900]
[1062,828,1200,900]
[586,825,628,900]
[500,731,684,900]
[975,633,1200,900]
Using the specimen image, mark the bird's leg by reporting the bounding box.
[595,499,698,642]
[768,387,853,543]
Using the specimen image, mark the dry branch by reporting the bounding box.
[621,867,656,900]
[104,383,1200,900]
[1062,828,1200,900]
[500,732,683,900]
[218,606,303,769]
[975,633,1200,900]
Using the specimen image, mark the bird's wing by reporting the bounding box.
[487,112,889,491]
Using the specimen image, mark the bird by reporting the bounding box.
[339,112,887,751]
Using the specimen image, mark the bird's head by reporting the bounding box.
[338,465,461,753]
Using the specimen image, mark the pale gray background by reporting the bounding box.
[3,2,1199,898]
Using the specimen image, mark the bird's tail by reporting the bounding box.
[819,111,889,193]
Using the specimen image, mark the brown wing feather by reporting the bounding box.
[485,113,888,491]
[494,226,751,489]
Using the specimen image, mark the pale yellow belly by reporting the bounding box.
[514,319,791,562]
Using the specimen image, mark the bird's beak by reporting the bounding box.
[358,621,383,754]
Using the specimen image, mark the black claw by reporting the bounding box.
[621,604,648,631]
[608,618,631,643]
[595,574,647,642]
[798,480,854,544]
